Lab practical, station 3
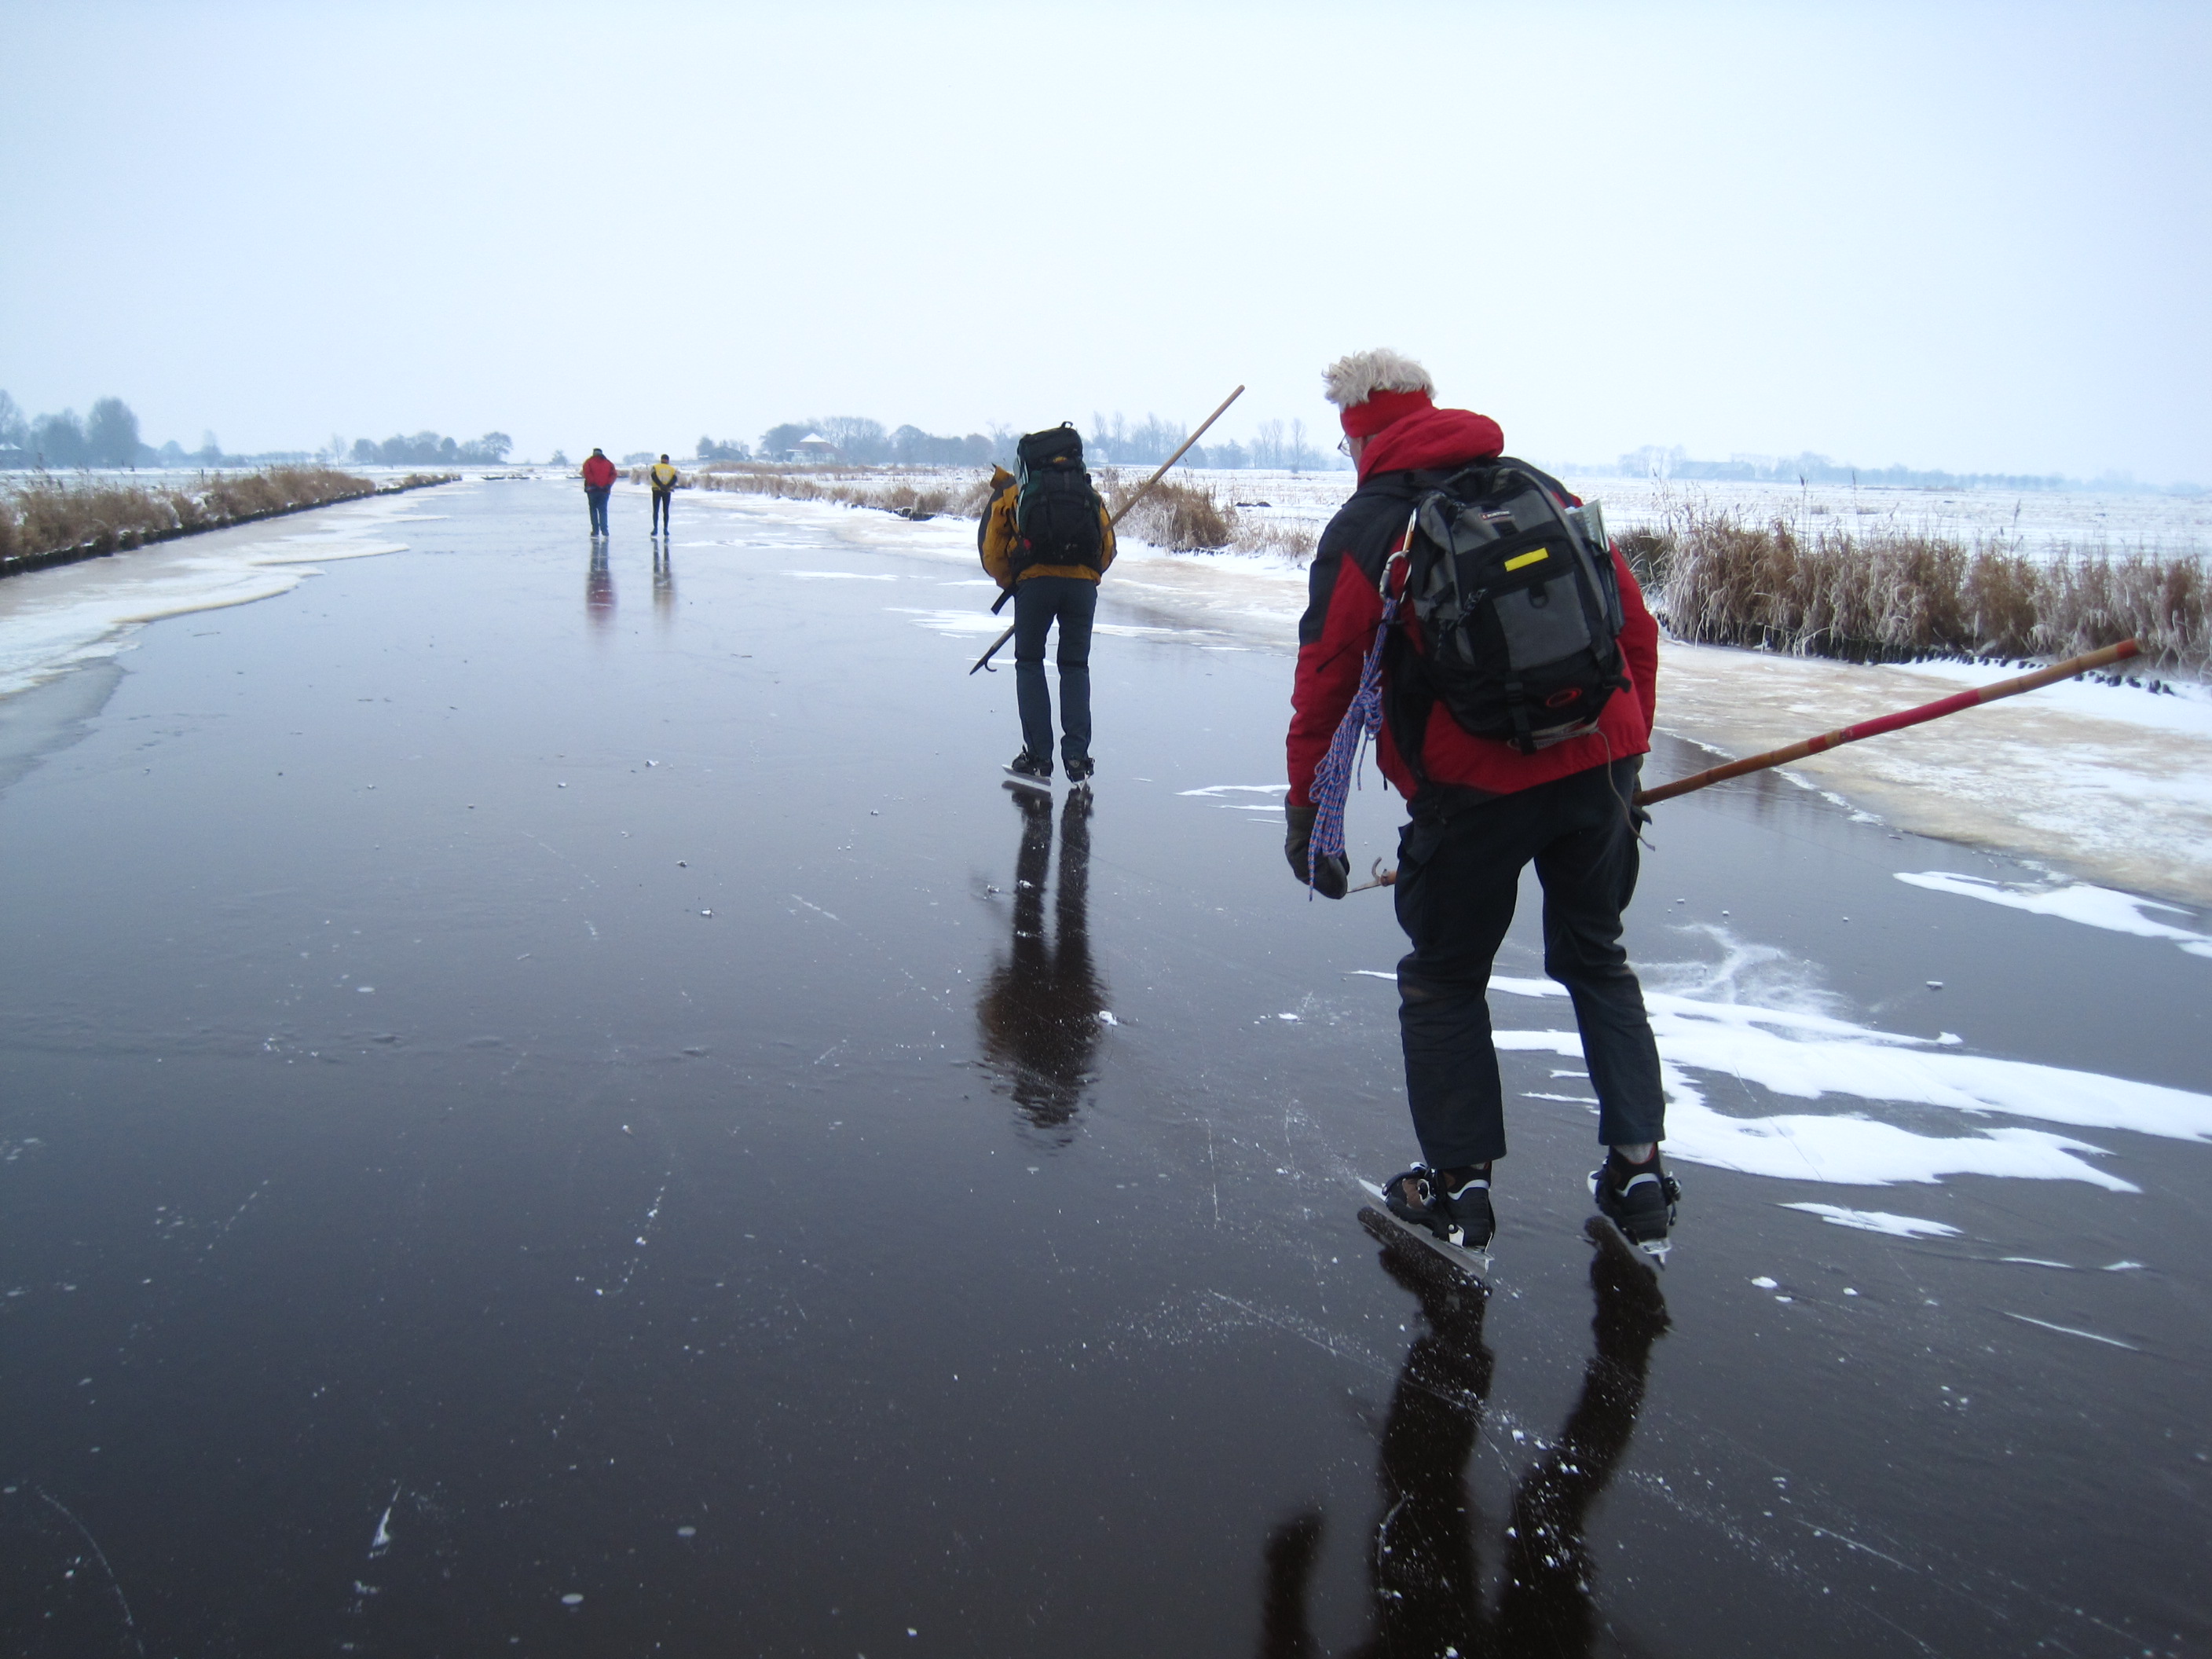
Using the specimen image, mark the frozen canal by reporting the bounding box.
[2,477,2207,1657]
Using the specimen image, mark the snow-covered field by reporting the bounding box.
[1166,463,2210,560]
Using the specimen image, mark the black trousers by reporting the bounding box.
[1012,575,1096,768]
[1392,758,1664,1168]
[651,488,672,532]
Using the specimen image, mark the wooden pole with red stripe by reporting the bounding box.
[1632,639,2142,808]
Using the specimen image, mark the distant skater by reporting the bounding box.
[650,453,679,535]
[1284,350,1676,1263]
[581,447,617,537]
[980,423,1115,788]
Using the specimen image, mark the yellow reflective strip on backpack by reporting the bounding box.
[1504,548,1549,571]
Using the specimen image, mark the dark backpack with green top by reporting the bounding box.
[1012,423,1105,573]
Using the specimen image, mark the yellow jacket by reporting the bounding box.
[650,462,679,490]
[977,465,1115,590]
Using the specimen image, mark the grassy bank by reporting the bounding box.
[1621,505,2209,677]
[0,466,456,577]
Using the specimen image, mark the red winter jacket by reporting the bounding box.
[581,453,617,489]
[1286,405,1658,808]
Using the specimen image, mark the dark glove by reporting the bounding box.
[1284,803,1349,899]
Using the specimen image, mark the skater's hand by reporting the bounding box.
[1284,804,1349,899]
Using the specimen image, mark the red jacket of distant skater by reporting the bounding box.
[581,454,617,489]
[1286,403,1659,807]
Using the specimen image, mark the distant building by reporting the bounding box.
[792,434,839,464]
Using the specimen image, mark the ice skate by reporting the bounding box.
[1357,1165,1492,1280]
[1589,1148,1680,1269]
[1003,751,1053,792]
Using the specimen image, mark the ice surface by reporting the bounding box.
[2002,1313,2138,1350]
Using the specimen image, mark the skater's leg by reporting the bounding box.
[1534,760,1664,1152]
[1053,578,1096,771]
[1010,579,1057,764]
[1393,804,1530,1169]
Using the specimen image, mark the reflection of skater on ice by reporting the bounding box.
[1258,1222,1670,1658]
[976,787,1106,1140]
[586,541,614,628]
[653,538,673,623]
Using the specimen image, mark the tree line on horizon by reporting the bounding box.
[0,390,515,473]
[1,390,154,469]
[346,430,512,467]
[693,412,1343,472]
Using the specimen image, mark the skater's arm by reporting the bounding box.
[1095,501,1115,575]
[1284,546,1382,808]
[1612,547,1658,734]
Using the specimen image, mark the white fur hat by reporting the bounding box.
[1321,348,1434,409]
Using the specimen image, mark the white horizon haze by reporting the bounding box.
[2,1,2207,485]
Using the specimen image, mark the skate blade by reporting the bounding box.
[1357,1183,1489,1280]
[1001,773,1053,795]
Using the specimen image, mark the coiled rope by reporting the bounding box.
[1306,515,1415,893]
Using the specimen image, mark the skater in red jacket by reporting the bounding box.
[580,448,617,537]
[1284,349,1677,1265]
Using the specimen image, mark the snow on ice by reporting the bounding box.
[1778,1203,1963,1238]
[1895,870,2212,958]
[1479,975,2211,1189]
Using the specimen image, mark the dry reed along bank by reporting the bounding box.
[1625,505,2209,679]
[686,463,988,522]
[0,466,455,575]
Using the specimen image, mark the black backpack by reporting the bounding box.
[1390,460,1626,756]
[1012,424,1105,573]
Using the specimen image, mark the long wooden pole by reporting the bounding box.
[1633,639,2141,807]
[969,386,1245,675]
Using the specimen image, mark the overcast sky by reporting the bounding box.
[3,1,2206,482]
